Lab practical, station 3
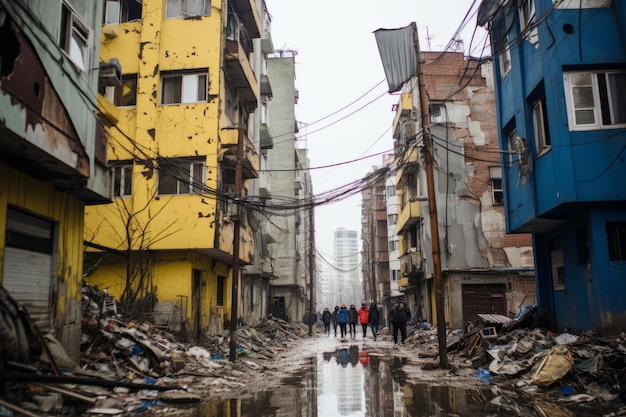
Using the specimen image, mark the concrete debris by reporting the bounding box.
[0,284,309,416]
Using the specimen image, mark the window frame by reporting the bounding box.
[216,275,225,307]
[607,222,626,262]
[104,74,137,107]
[489,166,503,205]
[112,163,133,197]
[532,98,551,155]
[161,71,208,105]
[104,0,142,24]
[157,158,205,196]
[550,239,565,291]
[59,1,91,72]
[506,126,518,166]
[165,0,211,19]
[564,70,626,130]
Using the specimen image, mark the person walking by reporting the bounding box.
[338,304,349,339]
[321,307,332,336]
[388,303,398,341]
[358,303,369,337]
[368,302,380,340]
[392,302,410,344]
[348,304,358,338]
[331,306,340,337]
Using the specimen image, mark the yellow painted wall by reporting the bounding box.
[0,163,85,358]
[85,251,231,329]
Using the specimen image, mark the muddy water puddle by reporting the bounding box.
[187,344,622,417]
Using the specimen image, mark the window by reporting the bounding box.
[532,99,550,154]
[388,214,398,225]
[607,222,626,262]
[505,125,518,166]
[489,167,503,205]
[564,70,626,130]
[166,0,211,19]
[519,0,535,30]
[59,2,90,71]
[112,164,132,196]
[499,45,511,79]
[216,276,225,307]
[104,74,137,106]
[550,239,565,291]
[161,71,208,105]
[386,185,396,199]
[158,158,205,195]
[104,0,142,24]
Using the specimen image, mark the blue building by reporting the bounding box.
[479,0,626,335]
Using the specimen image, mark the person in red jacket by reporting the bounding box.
[358,303,369,337]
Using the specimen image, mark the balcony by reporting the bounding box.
[260,123,273,149]
[219,128,259,179]
[397,199,422,232]
[224,16,258,110]
[231,0,262,38]
[260,74,272,97]
[260,8,273,54]
[392,93,413,139]
[399,251,423,290]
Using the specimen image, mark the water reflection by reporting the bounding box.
[191,345,497,417]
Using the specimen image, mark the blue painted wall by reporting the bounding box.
[489,0,626,334]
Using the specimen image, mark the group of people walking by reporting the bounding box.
[320,301,412,344]
[321,302,380,340]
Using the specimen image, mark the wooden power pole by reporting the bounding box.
[308,205,315,336]
[412,22,448,369]
[229,127,244,362]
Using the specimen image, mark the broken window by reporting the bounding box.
[59,2,90,71]
[564,70,626,130]
[104,74,137,107]
[504,119,518,166]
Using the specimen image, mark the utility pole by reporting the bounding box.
[308,205,315,336]
[229,127,243,362]
[412,22,448,369]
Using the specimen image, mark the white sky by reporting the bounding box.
[266,0,487,261]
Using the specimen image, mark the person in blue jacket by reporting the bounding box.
[337,304,349,339]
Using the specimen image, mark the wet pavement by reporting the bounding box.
[139,334,626,417]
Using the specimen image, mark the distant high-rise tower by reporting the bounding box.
[333,228,360,306]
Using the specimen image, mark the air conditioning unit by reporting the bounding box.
[98,59,121,88]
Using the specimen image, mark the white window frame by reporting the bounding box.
[60,2,90,72]
[489,166,503,205]
[158,159,205,195]
[166,0,211,19]
[112,164,133,197]
[532,99,551,155]
[564,70,626,130]
[161,71,208,105]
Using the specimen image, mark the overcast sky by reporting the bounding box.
[266,0,488,262]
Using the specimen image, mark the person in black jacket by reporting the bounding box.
[368,302,380,340]
[331,306,340,337]
[348,304,358,338]
[321,307,332,336]
[391,302,410,344]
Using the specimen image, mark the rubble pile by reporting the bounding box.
[0,284,310,416]
[403,310,626,409]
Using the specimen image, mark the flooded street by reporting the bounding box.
[151,335,624,417]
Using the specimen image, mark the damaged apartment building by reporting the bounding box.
[386,51,536,330]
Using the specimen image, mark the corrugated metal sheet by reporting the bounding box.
[3,247,52,333]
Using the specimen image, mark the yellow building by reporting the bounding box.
[85,0,261,339]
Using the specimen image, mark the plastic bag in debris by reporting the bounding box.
[475,369,491,384]
[531,345,574,386]
[553,332,578,345]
